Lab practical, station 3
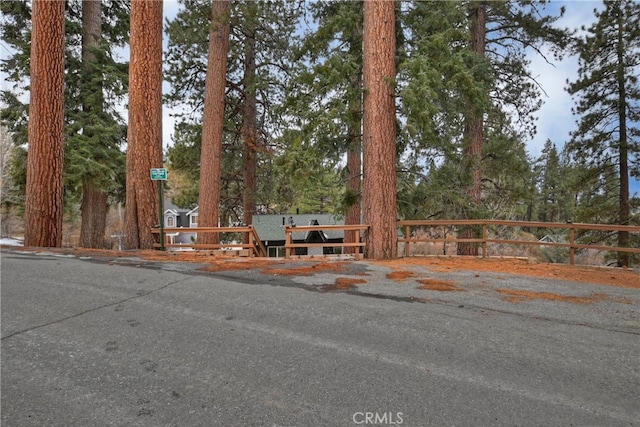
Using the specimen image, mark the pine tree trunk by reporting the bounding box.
[242,24,258,236]
[344,143,362,255]
[124,0,163,249]
[344,25,363,255]
[616,5,629,267]
[24,0,65,248]
[344,91,362,254]
[362,0,397,260]
[79,0,109,249]
[458,0,487,257]
[80,182,108,248]
[198,0,231,245]
[457,110,483,256]
[242,146,257,226]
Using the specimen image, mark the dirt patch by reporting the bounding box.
[497,289,610,304]
[320,277,367,292]
[386,270,416,281]
[260,262,348,276]
[417,278,462,292]
[198,259,285,273]
[374,256,639,289]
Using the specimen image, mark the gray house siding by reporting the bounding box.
[163,200,197,245]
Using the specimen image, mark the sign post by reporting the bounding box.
[150,168,168,250]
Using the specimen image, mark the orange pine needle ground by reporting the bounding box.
[496,289,610,304]
[417,278,462,292]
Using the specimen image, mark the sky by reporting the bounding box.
[528,1,638,195]
[489,0,639,194]
[525,0,600,158]
[1,0,637,194]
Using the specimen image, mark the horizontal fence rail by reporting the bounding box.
[398,220,640,265]
[284,224,369,259]
[151,226,266,257]
[152,224,368,259]
[152,220,638,265]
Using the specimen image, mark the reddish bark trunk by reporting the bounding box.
[242,28,258,236]
[124,0,164,249]
[458,1,487,257]
[344,20,363,255]
[344,138,362,255]
[198,0,231,245]
[467,0,487,206]
[24,0,65,248]
[616,6,629,267]
[362,0,397,260]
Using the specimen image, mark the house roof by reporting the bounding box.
[539,234,566,243]
[164,199,191,214]
[252,214,344,241]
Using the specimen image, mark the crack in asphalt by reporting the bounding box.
[0,275,193,341]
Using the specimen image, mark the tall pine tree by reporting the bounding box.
[362,0,397,259]
[23,0,66,247]
[398,1,568,252]
[537,140,563,223]
[286,0,364,250]
[164,0,301,223]
[1,0,129,247]
[124,0,163,249]
[459,0,570,255]
[198,0,230,244]
[76,0,128,248]
[567,0,640,267]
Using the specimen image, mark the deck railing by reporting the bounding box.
[398,220,640,265]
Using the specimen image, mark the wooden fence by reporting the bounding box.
[398,220,640,265]
[151,226,267,257]
[284,224,369,259]
[151,220,639,265]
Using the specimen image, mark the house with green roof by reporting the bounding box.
[162,202,346,256]
[251,214,345,257]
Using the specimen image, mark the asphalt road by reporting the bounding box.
[1,249,639,427]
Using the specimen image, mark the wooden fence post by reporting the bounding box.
[285,226,291,259]
[482,224,487,258]
[569,227,575,265]
[405,225,410,257]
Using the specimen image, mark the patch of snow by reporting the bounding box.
[0,237,23,247]
[35,251,75,258]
